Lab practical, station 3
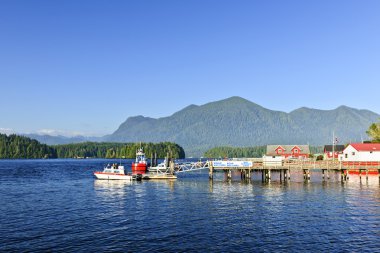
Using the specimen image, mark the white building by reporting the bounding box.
[262,155,284,166]
[339,143,380,162]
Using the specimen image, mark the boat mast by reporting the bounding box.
[332,131,335,162]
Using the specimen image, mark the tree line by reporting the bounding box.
[54,142,185,159]
[204,146,266,158]
[0,134,57,159]
[0,134,185,159]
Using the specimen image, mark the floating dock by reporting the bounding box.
[142,173,177,180]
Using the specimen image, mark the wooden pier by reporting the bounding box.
[206,160,380,182]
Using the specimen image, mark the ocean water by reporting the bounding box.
[0,159,379,252]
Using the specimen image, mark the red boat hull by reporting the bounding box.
[132,163,147,174]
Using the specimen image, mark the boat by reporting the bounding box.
[132,148,148,175]
[94,163,133,180]
[148,160,168,173]
[131,147,177,179]
[144,159,177,180]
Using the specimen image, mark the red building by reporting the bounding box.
[323,145,344,159]
[266,145,310,159]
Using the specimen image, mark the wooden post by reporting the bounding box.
[170,160,175,175]
[322,169,325,181]
[366,169,369,181]
[268,169,271,181]
[280,169,283,182]
[327,160,330,180]
[209,163,213,180]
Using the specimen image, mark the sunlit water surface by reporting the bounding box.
[0,159,379,252]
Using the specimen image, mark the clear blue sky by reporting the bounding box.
[1,0,379,136]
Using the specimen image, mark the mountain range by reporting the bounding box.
[104,96,379,156]
[23,134,102,146]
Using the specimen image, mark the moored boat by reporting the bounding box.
[132,148,148,175]
[94,163,133,180]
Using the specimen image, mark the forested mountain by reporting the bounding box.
[0,134,57,159]
[106,96,380,157]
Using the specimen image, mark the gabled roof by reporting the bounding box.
[324,145,345,152]
[266,145,310,156]
[349,143,380,152]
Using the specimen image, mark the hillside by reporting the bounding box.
[104,96,379,157]
[0,134,57,159]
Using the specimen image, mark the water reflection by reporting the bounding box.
[93,179,133,199]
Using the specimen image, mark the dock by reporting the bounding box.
[176,159,380,183]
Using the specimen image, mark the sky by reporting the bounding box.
[1,0,379,137]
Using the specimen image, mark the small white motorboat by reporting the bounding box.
[94,163,133,180]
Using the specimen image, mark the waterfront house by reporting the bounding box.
[339,143,380,162]
[266,145,310,159]
[323,145,345,159]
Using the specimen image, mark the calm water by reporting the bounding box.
[0,159,379,252]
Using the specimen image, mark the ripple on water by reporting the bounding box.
[0,159,379,252]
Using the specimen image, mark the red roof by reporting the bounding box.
[350,143,380,152]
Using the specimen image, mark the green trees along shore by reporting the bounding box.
[54,142,185,159]
[0,134,57,159]
[0,134,185,159]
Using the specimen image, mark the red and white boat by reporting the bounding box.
[132,148,148,175]
[94,163,133,180]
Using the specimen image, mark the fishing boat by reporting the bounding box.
[132,148,148,175]
[94,163,133,180]
[144,159,177,180]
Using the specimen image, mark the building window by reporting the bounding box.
[352,152,355,156]
[345,154,348,158]
[294,149,298,153]
[370,151,373,154]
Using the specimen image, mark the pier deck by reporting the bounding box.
[177,160,380,182]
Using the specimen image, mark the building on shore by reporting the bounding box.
[339,143,380,162]
[323,145,345,160]
[266,145,310,159]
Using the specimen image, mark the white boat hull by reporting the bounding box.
[94,172,133,180]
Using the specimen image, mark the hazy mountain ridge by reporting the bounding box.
[106,96,380,156]
[24,134,103,145]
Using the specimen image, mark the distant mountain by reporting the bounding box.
[24,134,103,145]
[105,96,380,157]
